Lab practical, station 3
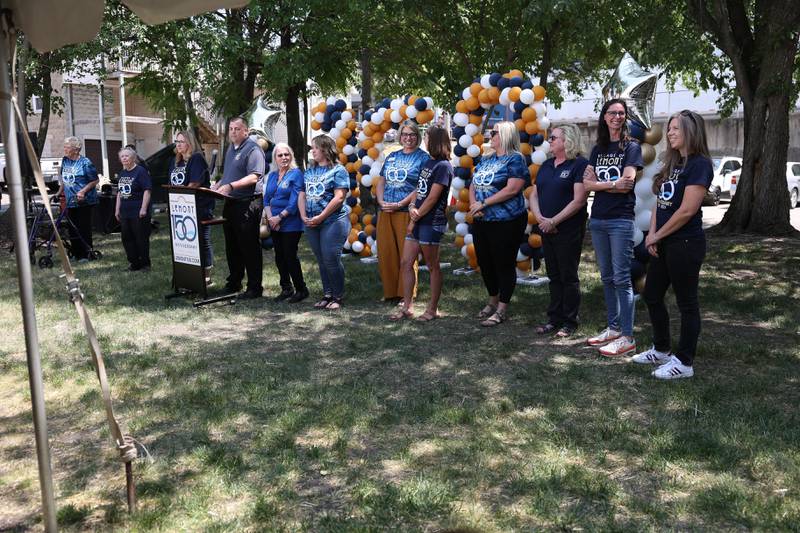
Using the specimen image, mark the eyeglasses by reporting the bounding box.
[490,130,498,138]
[276,153,292,158]
[400,133,418,138]
[548,135,561,141]
[174,140,186,144]
[605,110,626,117]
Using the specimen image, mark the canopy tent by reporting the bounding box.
[0,0,246,530]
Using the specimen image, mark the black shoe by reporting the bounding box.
[287,289,309,303]
[127,263,140,271]
[223,284,243,294]
[273,289,294,302]
[238,289,263,300]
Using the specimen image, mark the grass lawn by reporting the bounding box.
[1,212,799,531]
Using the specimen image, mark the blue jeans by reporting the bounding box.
[589,217,635,336]
[305,215,351,299]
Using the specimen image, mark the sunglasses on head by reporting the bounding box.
[490,130,498,138]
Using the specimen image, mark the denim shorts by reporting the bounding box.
[407,224,446,246]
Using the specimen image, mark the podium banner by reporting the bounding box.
[168,192,201,266]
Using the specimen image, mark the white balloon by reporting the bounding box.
[343,144,354,156]
[499,87,511,106]
[461,245,469,258]
[635,209,652,232]
[452,177,466,190]
[524,198,529,210]
[635,177,654,199]
[633,227,644,247]
[481,102,492,109]
[330,128,341,139]
[458,134,473,148]
[464,233,474,245]
[465,123,479,136]
[519,89,534,105]
[371,113,382,125]
[341,111,352,121]
[462,87,472,100]
[390,110,403,124]
[467,144,481,158]
[517,250,527,262]
[390,99,402,110]
[454,211,466,224]
[357,132,367,142]
[372,241,378,254]
[335,119,346,130]
[451,155,461,168]
[314,112,324,123]
[538,116,550,130]
[532,102,546,117]
[369,165,382,177]
[352,240,364,253]
[424,97,434,109]
[456,223,469,236]
[343,240,352,250]
[531,150,547,165]
[525,223,533,234]
[375,143,384,152]
[362,155,374,167]
[453,112,469,127]
[480,75,492,89]
[406,106,418,119]
[360,174,373,187]
[326,96,337,106]
[539,140,550,154]
[642,160,661,181]
[366,236,375,246]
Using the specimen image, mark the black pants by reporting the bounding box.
[272,230,306,292]
[644,236,706,366]
[222,197,263,293]
[120,215,151,268]
[472,214,527,304]
[542,221,585,327]
[67,204,94,259]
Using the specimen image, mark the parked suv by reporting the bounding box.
[705,156,742,205]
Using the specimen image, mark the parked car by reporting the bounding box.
[705,156,742,205]
[786,162,800,209]
[0,142,62,192]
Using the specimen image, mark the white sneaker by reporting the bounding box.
[598,336,636,357]
[652,355,694,380]
[631,346,671,365]
[587,328,621,346]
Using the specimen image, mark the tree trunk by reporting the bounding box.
[360,48,372,113]
[35,63,53,159]
[285,82,306,171]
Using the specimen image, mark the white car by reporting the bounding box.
[706,156,742,205]
[787,162,800,209]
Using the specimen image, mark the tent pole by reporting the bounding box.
[0,24,58,533]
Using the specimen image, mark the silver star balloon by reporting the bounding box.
[602,52,659,129]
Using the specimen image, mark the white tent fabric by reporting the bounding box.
[6,0,248,53]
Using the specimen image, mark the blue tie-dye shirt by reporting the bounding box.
[304,164,350,221]
[60,156,99,208]
[471,153,528,221]
[380,148,430,210]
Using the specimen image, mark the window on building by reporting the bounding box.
[32,95,44,114]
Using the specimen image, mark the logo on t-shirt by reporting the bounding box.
[559,170,571,179]
[119,176,133,198]
[658,167,681,207]
[170,165,186,185]
[594,153,625,182]
[385,157,413,187]
[305,168,334,200]
[473,159,505,190]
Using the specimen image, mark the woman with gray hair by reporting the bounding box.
[115,147,152,271]
[57,136,99,262]
[529,124,590,337]
[263,142,308,303]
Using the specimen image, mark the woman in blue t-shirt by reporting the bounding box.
[583,98,643,357]
[57,136,99,262]
[529,124,589,338]
[391,125,453,322]
[170,130,214,282]
[468,121,529,327]
[264,143,308,303]
[299,135,351,310]
[377,119,431,302]
[631,110,713,380]
[115,147,152,271]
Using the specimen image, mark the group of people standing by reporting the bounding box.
[56,103,713,380]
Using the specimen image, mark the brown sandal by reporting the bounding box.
[477,304,497,319]
[390,307,414,320]
[416,310,441,322]
[481,309,507,327]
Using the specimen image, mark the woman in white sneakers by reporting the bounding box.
[631,110,713,379]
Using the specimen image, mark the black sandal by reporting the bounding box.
[555,325,576,338]
[481,309,507,327]
[535,323,558,335]
[314,296,332,309]
[325,297,343,310]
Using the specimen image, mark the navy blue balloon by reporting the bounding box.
[455,167,471,180]
[521,79,533,90]
[331,111,342,122]
[381,97,391,109]
[414,98,427,111]
[510,76,523,87]
[519,132,530,143]
[514,101,527,113]
[524,154,532,166]
[454,145,466,157]
[349,178,357,189]
[403,94,411,105]
[470,108,485,116]
[473,77,481,83]
[358,149,367,158]
[519,242,534,257]
[346,196,357,207]
[359,164,371,175]
[391,122,400,130]
[472,155,482,166]
[531,133,544,147]
[349,136,358,146]
[357,231,367,244]
[627,119,646,142]
[322,121,332,132]
[260,237,274,250]
[497,77,510,90]
[364,110,372,121]
[513,111,522,121]
[335,99,347,111]
[348,154,357,163]
[324,106,333,117]
[489,73,502,86]
[453,126,466,138]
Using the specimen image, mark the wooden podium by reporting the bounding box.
[163,185,236,306]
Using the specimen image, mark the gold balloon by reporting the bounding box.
[641,143,656,165]
[644,123,663,145]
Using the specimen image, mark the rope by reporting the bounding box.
[10,96,142,464]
